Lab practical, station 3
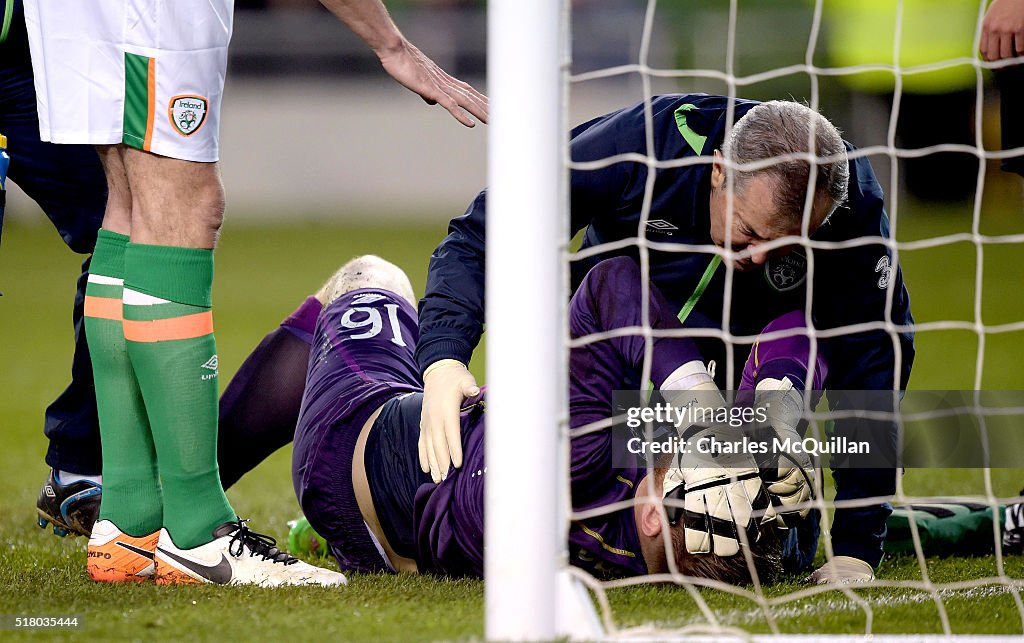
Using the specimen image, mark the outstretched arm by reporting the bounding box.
[415,192,486,482]
[319,0,487,127]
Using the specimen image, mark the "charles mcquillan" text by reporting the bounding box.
[626,434,871,457]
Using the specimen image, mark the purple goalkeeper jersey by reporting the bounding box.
[297,258,822,578]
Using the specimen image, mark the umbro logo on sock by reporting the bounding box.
[200,355,219,381]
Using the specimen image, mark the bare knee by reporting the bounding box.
[192,174,226,239]
[122,146,225,248]
[316,255,416,307]
[169,162,225,243]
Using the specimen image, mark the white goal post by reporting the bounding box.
[484,0,582,640]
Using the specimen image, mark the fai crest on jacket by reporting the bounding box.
[764,252,807,292]
[169,95,209,137]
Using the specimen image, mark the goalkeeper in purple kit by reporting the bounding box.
[290,254,825,582]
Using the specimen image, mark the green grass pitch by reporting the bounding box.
[1,201,1023,639]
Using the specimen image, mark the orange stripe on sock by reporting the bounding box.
[84,296,124,322]
[123,311,213,343]
[143,57,156,151]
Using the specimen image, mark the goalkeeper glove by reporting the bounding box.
[662,390,774,557]
[664,460,771,557]
[806,556,875,584]
[755,377,815,519]
[660,360,718,392]
[419,359,479,483]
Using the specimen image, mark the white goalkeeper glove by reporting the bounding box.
[660,360,718,392]
[665,459,771,557]
[806,556,875,584]
[662,390,774,557]
[419,359,479,483]
[755,377,815,519]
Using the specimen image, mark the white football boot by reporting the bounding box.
[155,520,347,587]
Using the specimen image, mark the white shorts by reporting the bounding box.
[23,0,233,163]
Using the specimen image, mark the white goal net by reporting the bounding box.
[485,0,1024,639]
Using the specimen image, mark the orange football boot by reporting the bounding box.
[87,519,158,582]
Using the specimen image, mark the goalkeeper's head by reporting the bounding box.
[708,100,849,272]
[634,466,783,586]
[315,254,416,307]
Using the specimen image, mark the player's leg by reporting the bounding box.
[36,263,106,539]
[42,264,102,474]
[997,64,1024,177]
[21,0,166,573]
[30,205,106,539]
[146,240,348,588]
[1,57,107,470]
[123,152,342,587]
[118,147,235,550]
[217,295,321,490]
[897,90,978,202]
[103,0,238,553]
[81,145,164,582]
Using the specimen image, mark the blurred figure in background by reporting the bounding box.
[822,0,981,201]
[1,0,107,535]
[981,0,1024,178]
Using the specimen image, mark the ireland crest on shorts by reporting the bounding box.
[169,95,209,137]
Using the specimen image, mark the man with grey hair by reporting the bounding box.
[415,94,915,584]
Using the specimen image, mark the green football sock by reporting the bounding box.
[83,229,163,536]
[123,243,235,549]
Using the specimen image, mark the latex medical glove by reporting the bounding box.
[419,359,479,482]
[806,556,875,584]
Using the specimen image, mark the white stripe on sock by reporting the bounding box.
[123,289,171,306]
[88,274,123,286]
